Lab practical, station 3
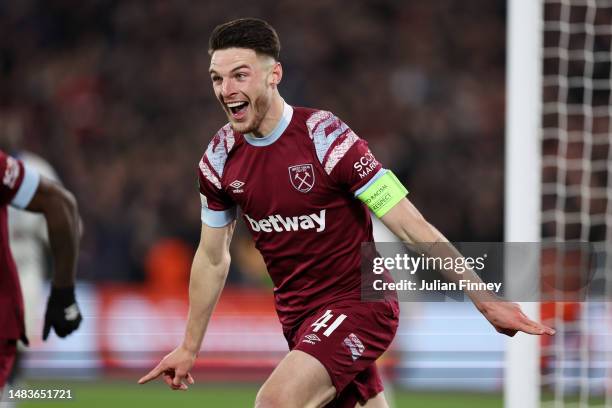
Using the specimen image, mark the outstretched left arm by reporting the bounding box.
[379,197,555,337]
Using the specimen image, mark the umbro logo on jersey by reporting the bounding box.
[288,164,315,193]
[229,180,245,193]
[302,334,321,345]
[244,210,326,233]
[343,333,365,361]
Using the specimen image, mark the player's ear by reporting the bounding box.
[270,61,282,87]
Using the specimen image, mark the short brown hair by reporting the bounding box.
[208,18,281,60]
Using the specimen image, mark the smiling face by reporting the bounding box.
[209,48,282,135]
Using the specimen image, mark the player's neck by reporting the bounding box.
[251,93,284,138]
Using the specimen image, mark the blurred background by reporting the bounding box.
[0,0,505,285]
[3,0,607,407]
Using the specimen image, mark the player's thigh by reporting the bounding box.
[256,350,336,408]
[356,392,389,408]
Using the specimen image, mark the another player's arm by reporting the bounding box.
[357,171,554,336]
[10,164,83,341]
[138,221,235,390]
[26,176,80,288]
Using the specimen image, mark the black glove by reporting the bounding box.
[43,286,83,341]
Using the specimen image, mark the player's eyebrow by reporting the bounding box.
[230,64,251,72]
[209,64,251,75]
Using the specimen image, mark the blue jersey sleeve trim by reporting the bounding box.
[11,163,41,209]
[354,168,387,197]
[201,206,237,228]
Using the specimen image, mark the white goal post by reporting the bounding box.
[505,0,543,407]
[506,0,612,407]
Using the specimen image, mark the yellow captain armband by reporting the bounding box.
[356,170,408,218]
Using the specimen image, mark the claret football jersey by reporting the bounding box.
[0,150,41,341]
[198,101,390,328]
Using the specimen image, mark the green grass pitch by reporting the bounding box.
[15,380,503,407]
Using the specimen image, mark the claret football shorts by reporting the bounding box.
[283,298,400,407]
[0,339,17,388]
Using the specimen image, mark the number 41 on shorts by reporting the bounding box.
[310,310,347,337]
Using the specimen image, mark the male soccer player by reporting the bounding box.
[139,18,555,407]
[0,149,82,395]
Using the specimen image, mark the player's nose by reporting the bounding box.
[220,79,237,98]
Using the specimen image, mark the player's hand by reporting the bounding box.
[138,345,196,391]
[477,301,556,337]
[43,286,83,341]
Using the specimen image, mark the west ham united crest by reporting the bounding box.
[288,164,315,193]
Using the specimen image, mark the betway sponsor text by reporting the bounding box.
[244,210,326,232]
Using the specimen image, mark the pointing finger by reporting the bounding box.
[518,321,549,335]
[519,316,556,335]
[138,364,164,384]
[533,322,556,335]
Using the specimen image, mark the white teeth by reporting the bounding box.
[226,102,246,108]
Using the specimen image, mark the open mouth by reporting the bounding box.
[226,101,249,118]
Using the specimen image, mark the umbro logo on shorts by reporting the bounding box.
[343,333,365,361]
[302,334,321,345]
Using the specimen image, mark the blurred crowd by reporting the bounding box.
[0,0,506,283]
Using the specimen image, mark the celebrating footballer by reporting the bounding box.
[139,18,555,408]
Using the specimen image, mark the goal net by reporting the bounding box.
[506,0,612,407]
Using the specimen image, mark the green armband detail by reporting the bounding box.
[357,171,408,217]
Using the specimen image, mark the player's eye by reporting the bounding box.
[235,72,247,80]
[211,76,222,83]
